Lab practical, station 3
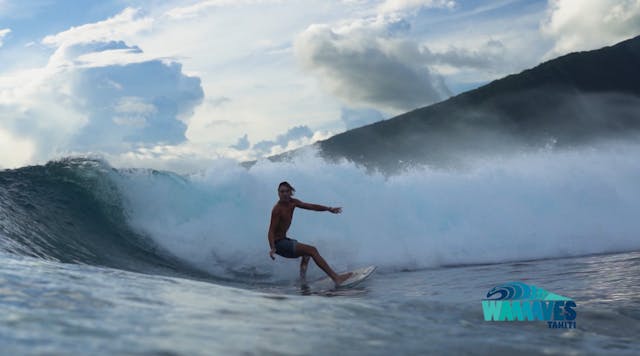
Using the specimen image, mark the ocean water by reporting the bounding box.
[1,145,640,355]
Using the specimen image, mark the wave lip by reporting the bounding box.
[3,141,640,282]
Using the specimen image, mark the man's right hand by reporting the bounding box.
[269,248,276,260]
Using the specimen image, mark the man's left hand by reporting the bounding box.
[329,207,342,214]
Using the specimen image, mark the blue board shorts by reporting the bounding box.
[274,237,298,258]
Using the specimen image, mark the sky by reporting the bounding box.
[1,0,640,172]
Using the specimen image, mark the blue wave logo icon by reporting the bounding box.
[486,282,572,301]
[482,282,577,329]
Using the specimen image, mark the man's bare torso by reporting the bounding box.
[271,200,296,241]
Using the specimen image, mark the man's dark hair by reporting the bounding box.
[278,181,295,194]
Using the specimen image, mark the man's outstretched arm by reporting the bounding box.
[294,199,342,214]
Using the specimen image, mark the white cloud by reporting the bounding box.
[74,48,155,68]
[0,86,88,165]
[0,7,203,167]
[542,0,640,57]
[0,63,90,164]
[378,0,456,15]
[70,59,203,150]
[134,1,349,148]
[252,127,334,157]
[295,16,451,112]
[165,0,284,19]
[42,8,151,48]
[104,141,223,173]
[425,39,508,73]
[253,125,314,154]
[0,127,35,169]
[1,0,586,171]
[42,7,153,70]
[0,28,10,47]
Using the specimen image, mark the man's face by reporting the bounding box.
[278,186,292,201]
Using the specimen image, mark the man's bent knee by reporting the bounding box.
[295,243,319,258]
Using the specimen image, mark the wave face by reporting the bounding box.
[2,143,640,282]
[0,159,196,277]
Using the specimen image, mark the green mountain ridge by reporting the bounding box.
[292,35,640,173]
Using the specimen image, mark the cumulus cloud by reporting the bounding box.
[425,39,507,70]
[542,0,640,56]
[42,7,151,49]
[0,127,35,169]
[0,28,10,47]
[42,8,154,71]
[71,56,203,151]
[253,125,315,155]
[0,7,203,166]
[0,64,89,165]
[295,17,451,112]
[1,0,559,170]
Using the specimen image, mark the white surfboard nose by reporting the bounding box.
[338,265,377,288]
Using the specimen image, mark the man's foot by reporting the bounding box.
[333,272,353,286]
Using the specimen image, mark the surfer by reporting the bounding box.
[268,181,352,286]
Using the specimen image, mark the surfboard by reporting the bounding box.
[338,265,377,288]
[307,265,377,292]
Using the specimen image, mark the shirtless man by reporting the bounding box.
[268,181,352,285]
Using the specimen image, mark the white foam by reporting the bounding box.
[114,143,640,280]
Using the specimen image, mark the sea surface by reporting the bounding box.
[1,250,639,355]
[1,152,640,355]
